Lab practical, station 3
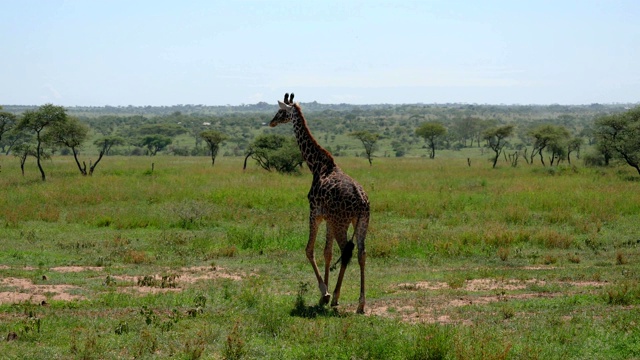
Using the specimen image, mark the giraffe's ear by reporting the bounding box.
[278,100,291,110]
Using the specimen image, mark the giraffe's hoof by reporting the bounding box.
[320,293,331,305]
[356,305,365,314]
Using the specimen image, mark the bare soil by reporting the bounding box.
[0,264,609,324]
[0,265,245,305]
[367,277,607,323]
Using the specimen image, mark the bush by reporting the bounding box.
[582,151,607,167]
[246,134,303,174]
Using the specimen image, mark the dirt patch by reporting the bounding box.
[398,281,449,291]
[108,266,244,295]
[568,281,607,287]
[0,265,244,304]
[120,287,182,295]
[368,277,607,324]
[109,266,243,286]
[397,278,545,292]
[179,266,244,282]
[50,266,104,273]
[464,278,545,291]
[0,277,85,305]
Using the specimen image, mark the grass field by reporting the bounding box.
[1,153,639,359]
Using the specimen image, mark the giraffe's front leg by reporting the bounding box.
[307,215,330,305]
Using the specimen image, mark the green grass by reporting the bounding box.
[0,153,639,359]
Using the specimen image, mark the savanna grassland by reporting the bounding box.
[1,153,639,359]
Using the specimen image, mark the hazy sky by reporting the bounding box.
[2,0,638,106]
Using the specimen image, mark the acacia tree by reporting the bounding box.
[46,117,90,175]
[244,134,303,174]
[416,122,447,159]
[349,130,379,166]
[200,130,228,166]
[90,136,125,173]
[12,143,37,176]
[527,124,570,166]
[15,104,68,181]
[483,124,514,168]
[137,135,172,156]
[0,108,17,144]
[593,107,640,175]
[566,137,583,165]
[452,117,478,147]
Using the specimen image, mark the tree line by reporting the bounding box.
[1,102,639,179]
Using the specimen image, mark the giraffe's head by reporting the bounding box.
[269,93,296,127]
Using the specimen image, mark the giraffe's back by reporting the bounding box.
[309,168,369,224]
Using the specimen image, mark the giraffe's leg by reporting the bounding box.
[356,215,369,314]
[323,223,334,292]
[330,226,349,308]
[356,243,367,314]
[307,215,330,305]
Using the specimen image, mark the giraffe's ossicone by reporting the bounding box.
[270,93,370,314]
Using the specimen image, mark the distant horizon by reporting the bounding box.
[2,100,639,109]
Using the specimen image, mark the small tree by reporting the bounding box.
[416,122,447,159]
[0,108,17,144]
[349,130,379,166]
[87,136,125,175]
[527,124,570,166]
[244,134,303,174]
[15,104,68,181]
[566,137,583,165]
[45,117,90,175]
[12,143,37,176]
[137,135,172,156]
[483,125,514,168]
[200,130,228,166]
[593,107,640,175]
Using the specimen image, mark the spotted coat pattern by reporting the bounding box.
[270,93,370,314]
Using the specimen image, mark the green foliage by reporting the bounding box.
[137,123,187,137]
[200,129,228,166]
[416,121,447,158]
[527,124,570,166]
[137,134,173,155]
[349,130,380,165]
[594,106,640,175]
[94,136,125,155]
[483,124,514,168]
[15,104,69,180]
[45,116,89,150]
[246,134,303,174]
[0,109,17,142]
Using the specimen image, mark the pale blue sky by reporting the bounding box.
[2,0,638,106]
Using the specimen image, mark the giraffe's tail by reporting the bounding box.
[330,213,363,271]
[330,240,355,271]
[341,240,355,267]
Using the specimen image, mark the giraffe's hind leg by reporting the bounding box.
[330,224,350,308]
[356,214,369,314]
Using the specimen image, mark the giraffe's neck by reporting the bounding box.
[291,104,336,175]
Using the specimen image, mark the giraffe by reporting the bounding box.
[270,93,370,314]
